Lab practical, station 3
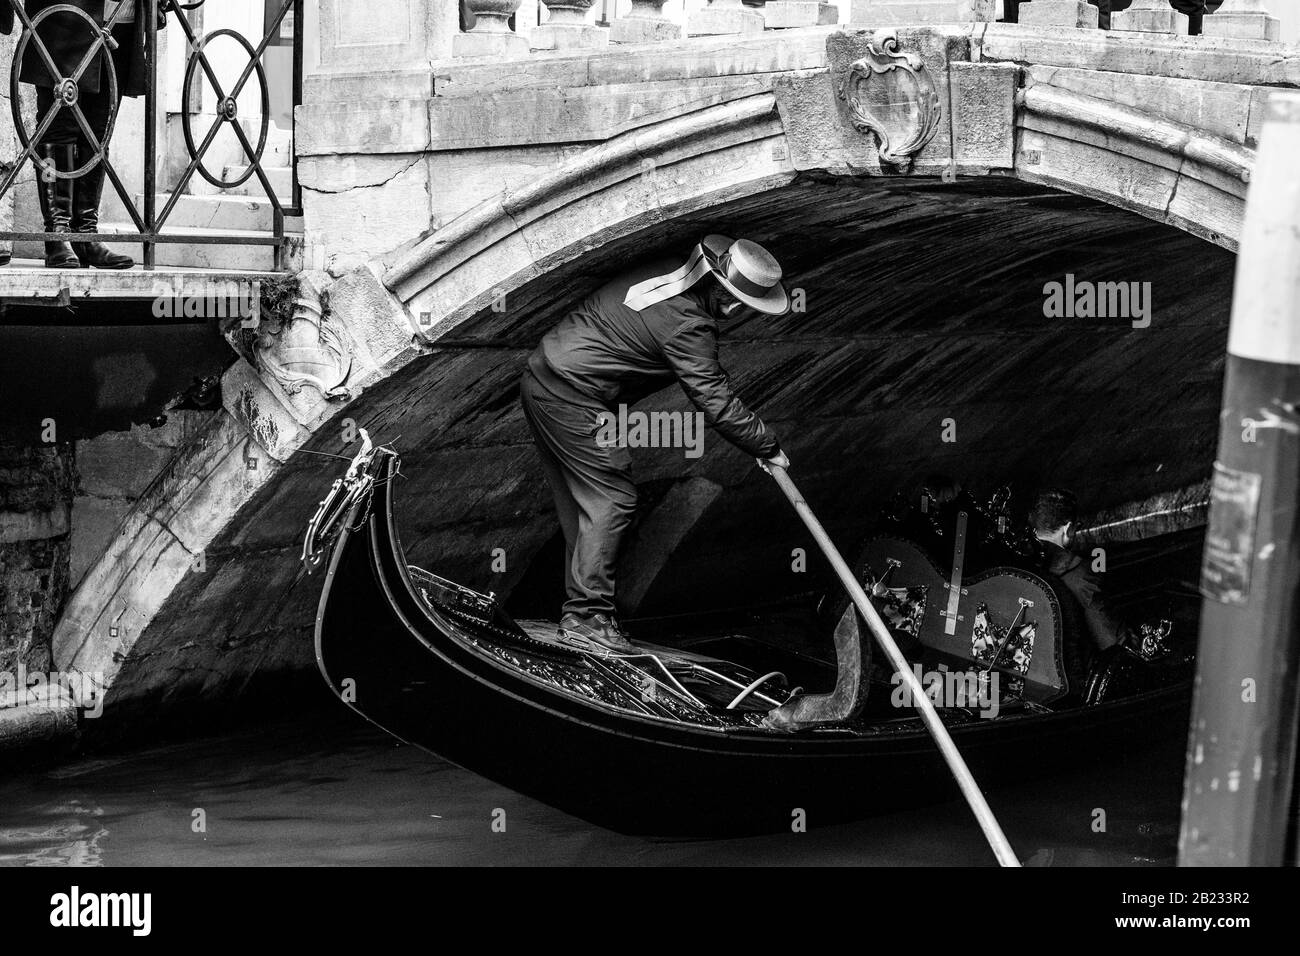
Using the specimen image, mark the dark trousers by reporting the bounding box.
[520,363,637,620]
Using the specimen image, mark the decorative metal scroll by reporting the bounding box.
[836,30,942,166]
[169,2,280,203]
[971,604,1036,676]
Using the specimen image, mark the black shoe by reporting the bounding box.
[71,146,133,269]
[558,612,636,654]
[0,250,10,266]
[36,144,79,269]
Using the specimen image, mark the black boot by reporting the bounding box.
[37,144,79,268]
[72,147,133,269]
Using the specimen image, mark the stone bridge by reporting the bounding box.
[45,4,1300,737]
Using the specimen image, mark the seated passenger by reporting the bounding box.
[1028,488,1134,667]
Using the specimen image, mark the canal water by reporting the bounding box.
[0,706,1186,866]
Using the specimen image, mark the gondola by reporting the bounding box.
[306,433,1196,837]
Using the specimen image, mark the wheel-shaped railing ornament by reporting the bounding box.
[180,27,271,190]
[8,3,121,181]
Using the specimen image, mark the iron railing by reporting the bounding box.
[1,0,302,270]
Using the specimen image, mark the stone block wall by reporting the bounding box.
[0,442,77,673]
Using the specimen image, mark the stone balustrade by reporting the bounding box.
[533,0,611,49]
[455,0,531,57]
[850,0,993,24]
[437,0,1291,59]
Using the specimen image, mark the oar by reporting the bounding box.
[766,464,1021,867]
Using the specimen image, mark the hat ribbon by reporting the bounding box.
[623,243,711,311]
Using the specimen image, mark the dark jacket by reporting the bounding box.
[533,257,781,460]
[1037,540,1129,654]
[2,1,163,97]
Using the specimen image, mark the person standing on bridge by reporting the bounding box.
[2,1,163,269]
[520,235,791,652]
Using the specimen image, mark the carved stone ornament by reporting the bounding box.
[254,288,353,402]
[836,30,942,166]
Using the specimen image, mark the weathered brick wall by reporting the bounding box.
[0,442,77,673]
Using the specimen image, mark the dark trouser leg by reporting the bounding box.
[33,86,79,268]
[569,459,637,619]
[520,371,637,620]
[69,81,132,268]
[521,379,583,610]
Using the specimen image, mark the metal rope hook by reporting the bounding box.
[764,463,1021,867]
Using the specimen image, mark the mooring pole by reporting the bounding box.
[1179,91,1300,867]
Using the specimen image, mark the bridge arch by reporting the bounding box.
[54,23,1275,727]
[379,36,1254,337]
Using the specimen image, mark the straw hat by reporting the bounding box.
[701,234,789,316]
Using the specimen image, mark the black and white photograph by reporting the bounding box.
[0,0,1297,930]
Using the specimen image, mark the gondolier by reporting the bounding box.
[520,235,791,652]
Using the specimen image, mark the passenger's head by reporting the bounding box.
[1029,488,1077,547]
[922,473,962,504]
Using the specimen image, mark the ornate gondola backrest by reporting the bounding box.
[855,536,1070,702]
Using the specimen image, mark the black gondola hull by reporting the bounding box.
[314,454,1193,838]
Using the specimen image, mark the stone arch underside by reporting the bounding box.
[55,26,1260,735]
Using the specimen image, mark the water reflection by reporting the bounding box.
[0,800,108,866]
[0,709,1185,866]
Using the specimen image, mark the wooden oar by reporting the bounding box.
[766,464,1021,867]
